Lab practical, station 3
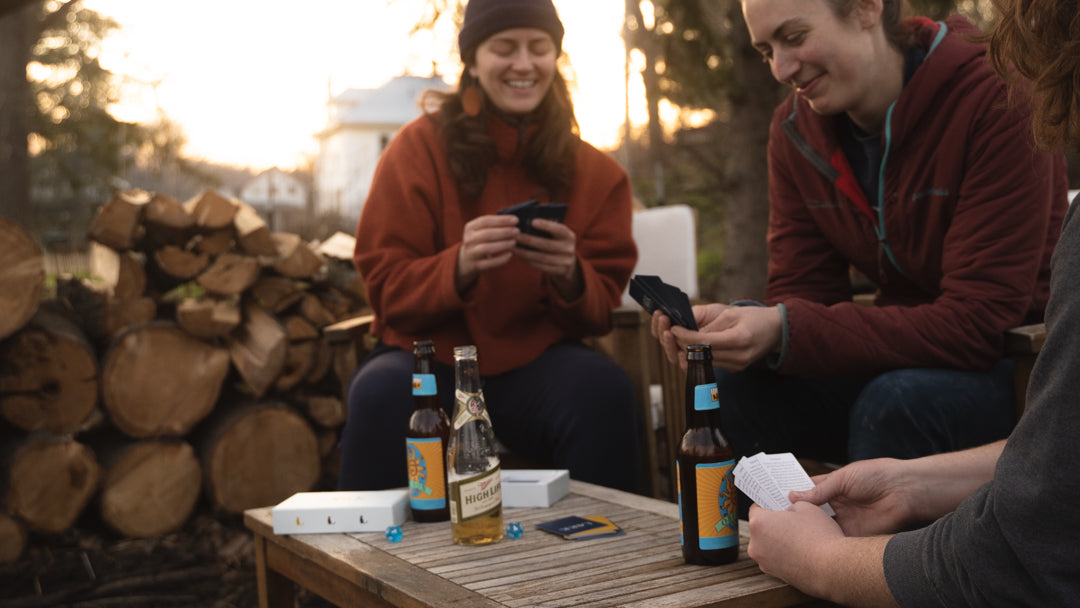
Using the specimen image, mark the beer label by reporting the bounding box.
[677,461,684,544]
[694,382,719,411]
[453,390,490,429]
[695,460,738,550]
[406,437,446,510]
[449,466,501,523]
[412,373,437,396]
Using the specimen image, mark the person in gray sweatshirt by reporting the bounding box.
[742,0,1080,605]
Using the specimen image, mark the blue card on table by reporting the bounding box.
[536,515,625,540]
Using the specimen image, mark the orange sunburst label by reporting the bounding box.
[695,460,738,550]
[406,437,446,510]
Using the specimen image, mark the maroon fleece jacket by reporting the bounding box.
[763,15,1068,377]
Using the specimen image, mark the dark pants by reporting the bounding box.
[714,360,1017,517]
[338,342,642,493]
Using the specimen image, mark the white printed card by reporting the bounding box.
[733,452,835,516]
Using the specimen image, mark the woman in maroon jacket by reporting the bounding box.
[338,0,641,494]
[653,0,1069,476]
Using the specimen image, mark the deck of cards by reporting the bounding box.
[733,452,835,516]
[497,199,568,240]
[629,274,698,330]
[536,515,625,540]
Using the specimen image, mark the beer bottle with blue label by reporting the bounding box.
[676,344,738,565]
[406,340,450,522]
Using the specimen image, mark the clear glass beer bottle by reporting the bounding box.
[406,340,450,522]
[676,344,739,565]
[446,345,503,545]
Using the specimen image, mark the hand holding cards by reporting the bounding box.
[629,274,698,330]
[733,452,835,515]
[497,199,568,239]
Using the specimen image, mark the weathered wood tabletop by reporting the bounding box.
[244,479,830,608]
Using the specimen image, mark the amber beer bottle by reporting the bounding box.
[677,344,739,565]
[446,345,503,545]
[405,340,450,522]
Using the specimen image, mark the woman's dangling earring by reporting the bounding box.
[462,85,483,117]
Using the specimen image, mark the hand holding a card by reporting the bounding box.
[644,292,783,371]
[497,200,583,300]
[455,213,523,292]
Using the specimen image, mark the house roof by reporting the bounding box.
[329,75,451,126]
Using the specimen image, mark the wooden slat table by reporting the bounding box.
[244,480,830,608]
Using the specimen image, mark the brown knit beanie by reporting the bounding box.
[457,0,565,56]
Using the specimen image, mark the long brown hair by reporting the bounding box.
[987,0,1080,150]
[422,48,580,203]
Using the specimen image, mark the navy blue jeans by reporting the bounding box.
[714,360,1016,519]
[713,359,1017,465]
[338,342,642,493]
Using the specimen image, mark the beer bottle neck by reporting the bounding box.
[684,358,720,428]
[454,357,481,394]
[413,352,437,397]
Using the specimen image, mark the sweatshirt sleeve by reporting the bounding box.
[353,119,466,337]
[882,203,1080,607]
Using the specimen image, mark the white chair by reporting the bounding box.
[621,204,699,307]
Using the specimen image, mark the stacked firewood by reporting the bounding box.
[0,190,367,563]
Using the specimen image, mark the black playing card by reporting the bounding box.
[629,274,698,330]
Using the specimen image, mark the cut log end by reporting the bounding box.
[100,440,202,538]
[0,218,45,341]
[201,403,320,514]
[7,437,102,534]
[103,322,230,438]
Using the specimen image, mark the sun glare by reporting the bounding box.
[84,0,646,172]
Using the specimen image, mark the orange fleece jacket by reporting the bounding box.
[353,112,637,375]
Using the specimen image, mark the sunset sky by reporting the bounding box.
[83,0,647,172]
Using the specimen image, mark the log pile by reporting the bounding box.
[0,189,368,563]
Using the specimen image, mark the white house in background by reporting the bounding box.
[240,167,309,232]
[314,75,450,223]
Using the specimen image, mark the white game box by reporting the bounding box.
[502,469,570,508]
[271,490,409,534]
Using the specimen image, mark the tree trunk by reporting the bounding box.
[0,217,44,340]
[625,0,666,204]
[195,401,319,514]
[0,305,98,434]
[4,435,101,533]
[717,2,780,301]
[101,321,230,438]
[97,438,202,538]
[0,2,36,227]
